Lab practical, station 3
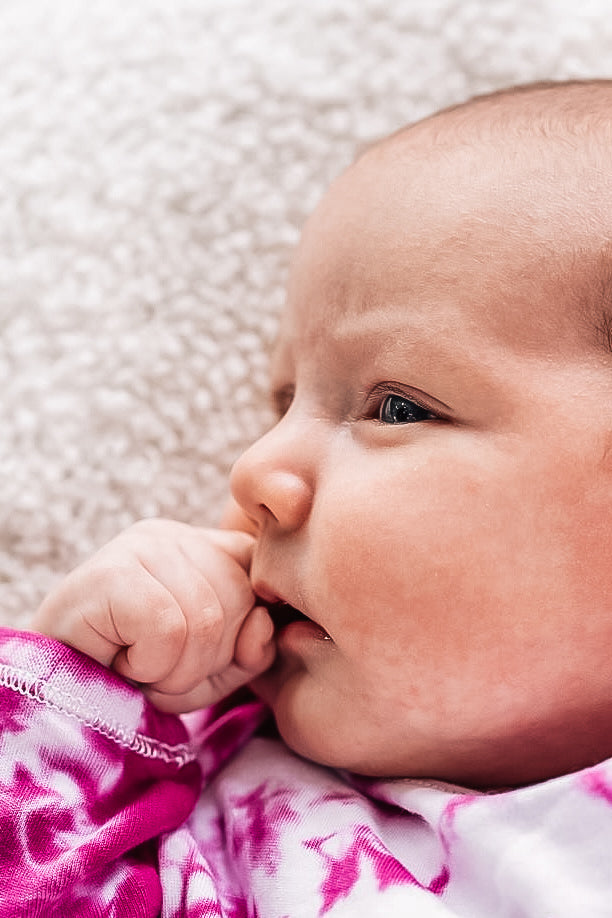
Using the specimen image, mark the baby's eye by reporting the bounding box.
[378,393,435,424]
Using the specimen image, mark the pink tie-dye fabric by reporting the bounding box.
[1,627,611,917]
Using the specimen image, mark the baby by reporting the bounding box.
[7,79,612,915]
[34,77,612,788]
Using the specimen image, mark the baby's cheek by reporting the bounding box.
[308,506,411,644]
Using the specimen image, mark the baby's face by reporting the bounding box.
[231,124,612,786]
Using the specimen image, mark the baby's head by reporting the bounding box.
[230,80,612,788]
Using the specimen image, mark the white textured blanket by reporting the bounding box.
[2,0,611,626]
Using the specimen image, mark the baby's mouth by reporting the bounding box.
[263,600,331,641]
[265,600,310,630]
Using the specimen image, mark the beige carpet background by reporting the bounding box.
[2,0,611,627]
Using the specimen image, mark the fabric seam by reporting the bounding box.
[0,663,196,767]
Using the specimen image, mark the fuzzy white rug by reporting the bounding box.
[1,0,611,627]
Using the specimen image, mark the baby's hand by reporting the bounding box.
[31,519,275,712]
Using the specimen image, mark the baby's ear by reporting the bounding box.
[219,496,259,537]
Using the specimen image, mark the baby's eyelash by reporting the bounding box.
[365,383,439,421]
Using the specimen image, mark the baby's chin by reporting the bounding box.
[248,666,349,770]
[251,657,612,786]
[248,665,512,783]
[248,655,291,714]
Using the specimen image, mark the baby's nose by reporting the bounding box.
[229,422,314,532]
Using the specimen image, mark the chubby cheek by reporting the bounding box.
[268,427,612,780]
[303,443,559,701]
[306,460,477,653]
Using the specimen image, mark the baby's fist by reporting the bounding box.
[32,520,275,711]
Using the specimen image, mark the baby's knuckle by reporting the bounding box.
[192,604,225,646]
[81,558,130,592]
[120,518,167,547]
[152,602,186,642]
[128,517,168,533]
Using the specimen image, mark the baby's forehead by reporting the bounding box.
[377,79,612,154]
[364,81,612,220]
[333,93,612,358]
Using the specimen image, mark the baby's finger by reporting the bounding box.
[145,606,276,713]
[219,498,259,537]
[177,525,255,574]
[145,586,227,695]
[234,604,276,673]
[139,539,256,694]
[111,602,187,685]
[123,526,255,684]
[97,570,187,684]
[145,655,273,713]
[34,563,187,684]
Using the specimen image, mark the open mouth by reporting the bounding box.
[264,601,311,632]
[261,600,332,642]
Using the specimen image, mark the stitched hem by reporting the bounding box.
[0,663,196,767]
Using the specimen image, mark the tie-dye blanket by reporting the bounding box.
[1,627,611,917]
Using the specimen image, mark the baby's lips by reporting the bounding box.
[258,599,333,643]
[264,600,307,630]
[251,577,332,638]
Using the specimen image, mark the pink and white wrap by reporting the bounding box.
[0,627,610,916]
